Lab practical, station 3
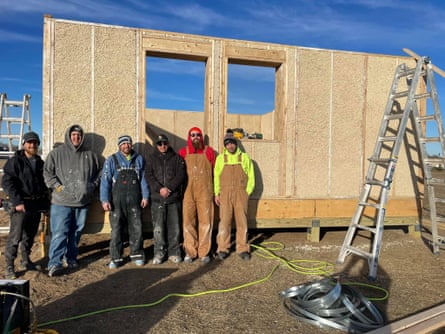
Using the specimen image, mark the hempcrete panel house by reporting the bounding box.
[42,16,422,238]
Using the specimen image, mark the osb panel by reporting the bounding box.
[145,109,206,149]
[225,113,263,140]
[296,49,331,198]
[145,109,181,149]
[260,111,274,139]
[94,26,139,157]
[52,22,92,141]
[330,53,365,197]
[366,56,418,198]
[247,141,281,197]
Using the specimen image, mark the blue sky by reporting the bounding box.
[2,0,445,154]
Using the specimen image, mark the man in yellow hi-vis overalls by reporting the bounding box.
[214,130,255,261]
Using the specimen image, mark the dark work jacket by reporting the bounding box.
[146,147,186,204]
[2,150,50,209]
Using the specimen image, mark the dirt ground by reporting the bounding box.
[1,212,444,334]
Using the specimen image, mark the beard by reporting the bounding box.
[192,139,202,151]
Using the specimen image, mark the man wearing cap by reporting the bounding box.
[2,131,50,279]
[44,125,101,277]
[178,127,216,264]
[214,129,255,261]
[100,135,149,269]
[146,134,186,264]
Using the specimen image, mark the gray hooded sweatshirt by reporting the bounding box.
[44,125,101,207]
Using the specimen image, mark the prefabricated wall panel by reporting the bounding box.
[42,16,422,234]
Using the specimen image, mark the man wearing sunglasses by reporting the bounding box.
[146,134,186,264]
[178,127,216,263]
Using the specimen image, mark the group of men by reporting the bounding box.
[2,124,255,279]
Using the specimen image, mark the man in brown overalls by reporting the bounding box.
[214,130,255,261]
[178,127,216,263]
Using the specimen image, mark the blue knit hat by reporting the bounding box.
[118,135,132,147]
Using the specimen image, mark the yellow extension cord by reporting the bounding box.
[35,241,389,332]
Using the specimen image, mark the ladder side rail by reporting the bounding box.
[368,186,390,279]
[365,64,406,184]
[388,59,426,162]
[337,184,372,263]
[4,102,14,152]
[415,66,445,253]
[18,94,31,145]
[426,64,445,150]
[0,94,4,151]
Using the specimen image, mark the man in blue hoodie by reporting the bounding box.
[100,135,149,269]
[44,125,101,277]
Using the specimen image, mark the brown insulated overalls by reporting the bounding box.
[217,153,249,254]
[183,146,214,258]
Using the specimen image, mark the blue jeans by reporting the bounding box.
[47,204,89,268]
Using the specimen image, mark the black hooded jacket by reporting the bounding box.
[146,147,186,204]
[2,149,50,209]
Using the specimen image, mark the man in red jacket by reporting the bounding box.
[178,127,216,263]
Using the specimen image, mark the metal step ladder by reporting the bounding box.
[337,51,445,280]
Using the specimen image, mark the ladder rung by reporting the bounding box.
[0,134,20,139]
[433,198,445,204]
[365,179,385,186]
[343,246,372,260]
[417,115,437,122]
[392,91,409,99]
[429,178,445,186]
[433,216,445,223]
[385,114,404,120]
[398,67,417,77]
[414,92,431,99]
[358,201,381,209]
[1,117,25,122]
[378,136,397,142]
[352,224,377,233]
[424,158,445,165]
[419,137,441,143]
[368,157,391,165]
[4,101,25,107]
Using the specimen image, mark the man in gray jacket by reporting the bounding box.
[44,125,101,277]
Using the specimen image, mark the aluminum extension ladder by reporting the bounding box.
[337,50,445,280]
[0,93,32,233]
[0,93,32,157]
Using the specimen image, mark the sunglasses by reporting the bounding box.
[157,142,169,146]
[190,133,201,138]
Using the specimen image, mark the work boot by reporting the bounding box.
[218,251,229,260]
[239,252,251,261]
[5,266,16,280]
[19,260,41,271]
